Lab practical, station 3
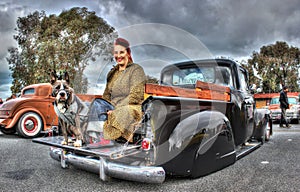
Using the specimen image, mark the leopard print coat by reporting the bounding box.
[102,63,146,141]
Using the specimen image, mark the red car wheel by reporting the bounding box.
[17,112,43,138]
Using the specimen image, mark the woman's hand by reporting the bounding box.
[107,110,113,115]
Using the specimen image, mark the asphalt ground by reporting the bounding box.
[272,121,300,132]
[0,124,300,192]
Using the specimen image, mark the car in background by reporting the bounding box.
[268,96,300,123]
[0,83,99,138]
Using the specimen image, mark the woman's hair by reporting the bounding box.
[114,37,133,63]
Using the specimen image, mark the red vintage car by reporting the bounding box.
[0,83,98,137]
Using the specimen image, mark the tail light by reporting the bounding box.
[141,138,151,151]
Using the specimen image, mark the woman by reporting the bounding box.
[102,37,146,142]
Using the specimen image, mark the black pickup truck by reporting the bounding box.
[33,59,272,184]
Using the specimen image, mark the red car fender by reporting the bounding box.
[6,108,49,130]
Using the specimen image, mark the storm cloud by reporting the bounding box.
[96,0,300,57]
[1,0,300,96]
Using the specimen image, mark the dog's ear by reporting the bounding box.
[50,70,57,85]
[64,72,70,84]
[67,89,74,105]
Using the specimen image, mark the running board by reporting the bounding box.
[236,141,262,160]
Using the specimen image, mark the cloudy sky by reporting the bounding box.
[1,0,300,99]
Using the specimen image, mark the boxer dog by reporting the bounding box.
[51,71,88,147]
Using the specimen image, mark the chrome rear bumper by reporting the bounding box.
[50,148,165,184]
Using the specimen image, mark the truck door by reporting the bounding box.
[238,67,255,140]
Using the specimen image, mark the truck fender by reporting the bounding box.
[252,108,272,141]
[255,108,271,126]
[168,110,233,155]
[161,110,236,177]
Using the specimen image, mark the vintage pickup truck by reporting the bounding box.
[33,59,272,184]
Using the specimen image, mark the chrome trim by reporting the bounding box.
[49,148,165,184]
[220,150,236,159]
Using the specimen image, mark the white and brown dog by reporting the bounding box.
[51,71,88,147]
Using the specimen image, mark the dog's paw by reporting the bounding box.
[73,140,82,147]
[61,140,68,145]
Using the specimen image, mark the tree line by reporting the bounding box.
[242,41,300,93]
[6,7,300,94]
[7,7,116,94]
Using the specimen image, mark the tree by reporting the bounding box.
[245,41,300,93]
[7,7,116,94]
[6,11,45,93]
[146,75,159,84]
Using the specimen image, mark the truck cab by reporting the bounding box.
[157,59,256,146]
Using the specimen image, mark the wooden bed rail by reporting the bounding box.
[144,81,231,102]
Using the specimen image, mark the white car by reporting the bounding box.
[269,96,300,124]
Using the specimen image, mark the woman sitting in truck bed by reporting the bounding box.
[102,37,146,143]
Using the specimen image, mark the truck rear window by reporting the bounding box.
[167,66,233,87]
[172,67,213,85]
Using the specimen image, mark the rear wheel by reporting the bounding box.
[17,112,43,138]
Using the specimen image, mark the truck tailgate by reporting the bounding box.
[32,136,141,159]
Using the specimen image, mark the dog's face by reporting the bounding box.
[51,71,73,113]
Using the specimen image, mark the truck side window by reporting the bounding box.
[239,69,248,91]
